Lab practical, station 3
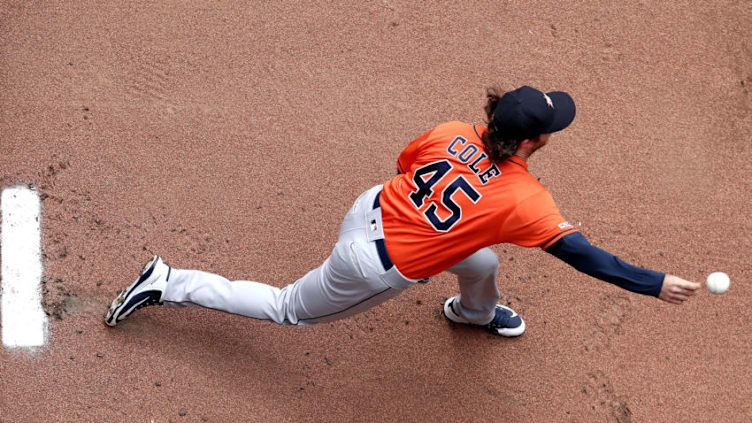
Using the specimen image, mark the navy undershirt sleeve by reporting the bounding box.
[545,232,664,297]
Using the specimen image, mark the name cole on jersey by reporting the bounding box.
[446,136,501,185]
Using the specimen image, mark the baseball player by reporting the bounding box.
[105,85,700,336]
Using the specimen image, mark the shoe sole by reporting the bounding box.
[104,256,160,327]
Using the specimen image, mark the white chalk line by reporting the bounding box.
[1,186,47,348]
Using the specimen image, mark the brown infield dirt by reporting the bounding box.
[1,1,751,422]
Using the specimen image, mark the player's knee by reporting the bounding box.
[473,248,499,276]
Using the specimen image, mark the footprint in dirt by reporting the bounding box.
[583,294,631,353]
[43,290,107,321]
[582,370,632,423]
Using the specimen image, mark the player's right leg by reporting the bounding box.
[444,248,525,337]
[161,185,412,325]
[157,233,402,325]
[104,185,417,326]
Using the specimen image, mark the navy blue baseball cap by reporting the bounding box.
[491,86,576,140]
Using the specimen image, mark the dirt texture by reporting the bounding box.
[1,1,751,422]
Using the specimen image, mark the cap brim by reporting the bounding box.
[544,91,576,133]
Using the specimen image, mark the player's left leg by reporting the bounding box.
[446,247,500,324]
[443,248,525,337]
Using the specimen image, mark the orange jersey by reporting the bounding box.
[380,121,576,279]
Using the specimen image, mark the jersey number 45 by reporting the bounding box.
[409,160,481,232]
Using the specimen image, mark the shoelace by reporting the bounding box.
[487,307,517,329]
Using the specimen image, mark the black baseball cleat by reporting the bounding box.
[104,256,171,327]
[443,296,525,337]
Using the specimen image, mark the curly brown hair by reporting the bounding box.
[481,87,527,163]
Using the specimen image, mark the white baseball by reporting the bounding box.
[706,272,730,294]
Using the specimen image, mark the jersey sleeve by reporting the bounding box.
[500,189,577,248]
[397,129,433,174]
[545,232,664,297]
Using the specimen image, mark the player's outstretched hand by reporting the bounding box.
[659,274,700,304]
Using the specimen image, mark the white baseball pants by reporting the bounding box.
[162,185,502,326]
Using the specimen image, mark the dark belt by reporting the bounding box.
[372,191,394,271]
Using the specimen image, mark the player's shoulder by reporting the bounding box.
[499,163,551,200]
[515,179,557,211]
